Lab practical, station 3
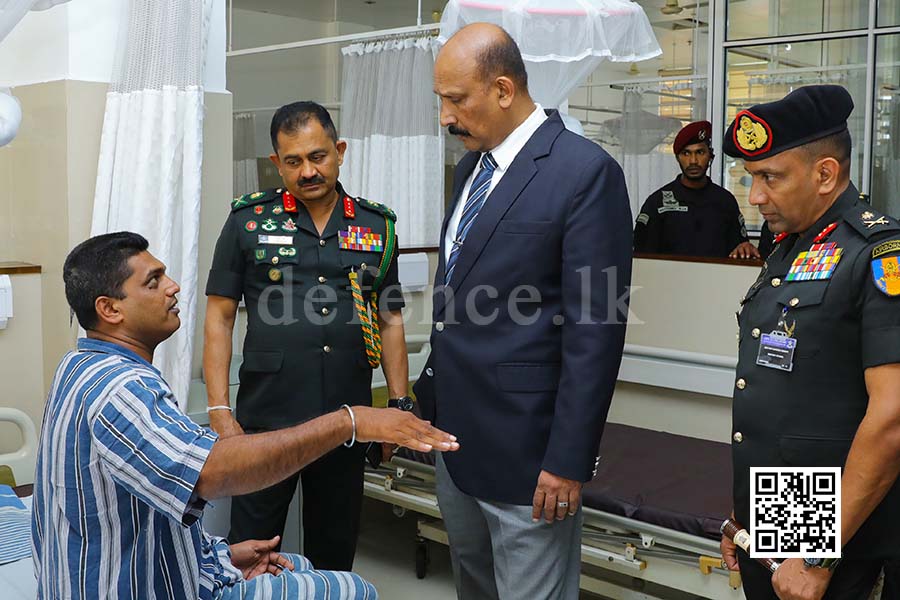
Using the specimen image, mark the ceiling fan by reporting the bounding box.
[661,0,684,15]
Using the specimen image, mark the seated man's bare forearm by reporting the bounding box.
[196,410,351,499]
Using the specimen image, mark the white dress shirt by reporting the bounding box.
[444,104,548,265]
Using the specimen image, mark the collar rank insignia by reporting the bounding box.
[282,191,298,213]
[872,255,900,296]
[344,196,356,219]
[787,242,843,281]
[261,218,278,232]
[281,218,297,232]
[339,226,383,252]
[733,110,773,157]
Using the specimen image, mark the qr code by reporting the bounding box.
[750,467,841,558]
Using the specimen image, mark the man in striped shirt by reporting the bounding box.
[32,232,458,599]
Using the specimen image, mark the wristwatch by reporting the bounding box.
[388,396,415,411]
[802,557,841,571]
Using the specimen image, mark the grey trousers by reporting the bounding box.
[435,453,583,600]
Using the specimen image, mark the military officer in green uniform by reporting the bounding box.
[204,101,413,570]
[718,85,900,600]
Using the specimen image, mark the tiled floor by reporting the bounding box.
[354,498,457,599]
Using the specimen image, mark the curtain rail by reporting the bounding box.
[227,23,440,58]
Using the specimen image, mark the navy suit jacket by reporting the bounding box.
[413,111,633,504]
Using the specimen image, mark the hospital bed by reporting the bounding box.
[0,407,37,600]
[364,422,747,599]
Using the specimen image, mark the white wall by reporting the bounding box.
[0,0,226,91]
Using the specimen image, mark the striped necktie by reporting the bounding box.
[445,152,497,286]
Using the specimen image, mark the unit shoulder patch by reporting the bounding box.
[231,189,277,212]
[356,197,397,221]
[871,252,900,296]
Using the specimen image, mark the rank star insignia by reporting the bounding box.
[250,191,265,199]
[861,211,875,220]
[273,205,284,215]
[278,247,297,257]
[254,205,264,215]
[261,218,278,232]
[245,220,258,232]
[282,218,298,232]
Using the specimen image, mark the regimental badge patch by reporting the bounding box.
[254,205,264,215]
[261,218,278,232]
[278,247,297,257]
[339,226,383,252]
[255,249,266,260]
[245,220,258,232]
[872,255,900,296]
[273,205,284,215]
[786,242,843,281]
[281,218,297,232]
[733,110,772,157]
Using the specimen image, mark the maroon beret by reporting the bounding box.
[673,120,712,154]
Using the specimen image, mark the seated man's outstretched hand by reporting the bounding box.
[353,406,459,453]
[230,536,294,580]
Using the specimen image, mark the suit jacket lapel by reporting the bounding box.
[445,112,564,295]
[435,152,478,316]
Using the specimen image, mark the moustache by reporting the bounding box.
[298,177,326,186]
[448,124,471,137]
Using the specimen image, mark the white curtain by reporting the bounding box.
[340,37,443,248]
[600,90,683,218]
[233,112,259,197]
[91,0,213,409]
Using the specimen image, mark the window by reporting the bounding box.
[727,0,868,41]
[723,37,868,230]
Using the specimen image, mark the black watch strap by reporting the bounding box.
[388,396,415,411]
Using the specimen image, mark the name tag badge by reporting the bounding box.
[756,331,797,372]
[258,235,294,245]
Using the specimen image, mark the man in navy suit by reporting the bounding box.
[413,23,633,599]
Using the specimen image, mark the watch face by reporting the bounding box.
[398,397,415,411]
[803,557,824,568]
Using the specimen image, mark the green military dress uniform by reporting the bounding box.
[206,181,404,569]
[207,182,403,427]
[733,185,900,560]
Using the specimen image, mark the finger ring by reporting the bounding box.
[557,501,569,508]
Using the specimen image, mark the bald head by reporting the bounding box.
[438,23,529,92]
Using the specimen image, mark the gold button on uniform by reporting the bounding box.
[733,432,744,443]
[435,322,445,332]
[771,278,782,287]
[789,297,800,307]
[272,256,279,264]
[323,345,332,353]
[751,328,761,339]
[736,378,746,390]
